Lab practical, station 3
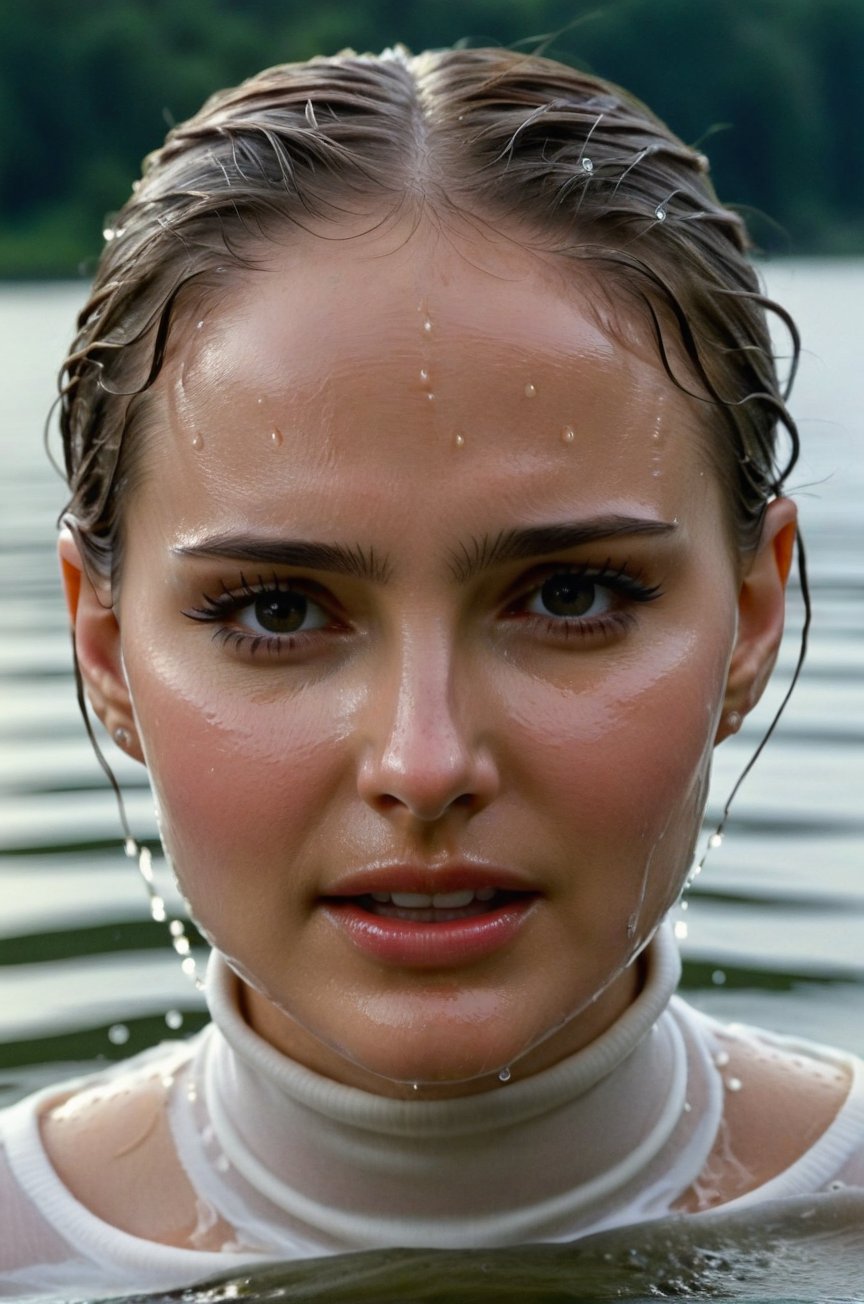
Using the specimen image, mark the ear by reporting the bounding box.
[716,496,798,743]
[59,529,145,763]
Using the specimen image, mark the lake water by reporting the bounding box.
[0,264,862,1302]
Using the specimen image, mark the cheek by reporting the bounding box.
[124,647,346,882]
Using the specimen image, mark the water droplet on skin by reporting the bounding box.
[191,432,204,451]
[270,427,284,448]
[419,368,429,383]
[626,913,638,938]
[498,1067,512,1083]
[422,318,433,334]
[524,382,537,398]
[726,1076,743,1092]
[655,205,667,221]
[561,426,575,444]
[165,1009,184,1030]
[196,319,205,330]
[581,157,594,173]
[714,1050,730,1068]
[712,969,727,986]
[454,433,465,448]
[108,1024,130,1046]
[426,392,435,402]
[708,832,724,850]
[256,396,264,405]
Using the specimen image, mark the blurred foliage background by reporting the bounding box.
[1,0,862,277]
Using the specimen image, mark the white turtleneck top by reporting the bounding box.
[2,926,863,1300]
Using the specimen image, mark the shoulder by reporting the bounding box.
[30,1037,233,1249]
[673,1001,864,1210]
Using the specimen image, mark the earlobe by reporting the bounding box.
[717,497,799,742]
[58,530,145,763]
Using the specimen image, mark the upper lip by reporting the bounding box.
[322,863,538,898]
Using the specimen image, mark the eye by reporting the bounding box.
[237,589,329,636]
[523,572,613,620]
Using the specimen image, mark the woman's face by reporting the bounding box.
[111,221,749,1095]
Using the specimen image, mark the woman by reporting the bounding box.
[1,45,862,1298]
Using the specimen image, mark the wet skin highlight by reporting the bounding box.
[64,219,796,1098]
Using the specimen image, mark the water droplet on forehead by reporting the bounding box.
[524,383,537,398]
[270,427,284,448]
[191,432,204,451]
[561,426,575,444]
[108,1023,130,1046]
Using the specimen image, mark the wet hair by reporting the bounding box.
[57,44,801,585]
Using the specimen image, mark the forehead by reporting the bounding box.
[136,221,721,541]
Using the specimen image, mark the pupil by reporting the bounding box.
[254,592,306,633]
[541,574,594,617]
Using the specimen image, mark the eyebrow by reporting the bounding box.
[171,537,391,583]
[447,516,678,583]
[173,515,676,586]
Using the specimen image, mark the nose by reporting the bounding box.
[356,632,499,825]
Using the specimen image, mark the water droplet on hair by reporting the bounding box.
[169,920,184,937]
[270,427,284,448]
[108,1023,130,1046]
[524,383,537,398]
[498,1066,512,1083]
[674,919,688,940]
[103,226,116,242]
[655,206,667,222]
[454,433,465,448]
[124,837,137,859]
[181,956,198,979]
[191,432,205,451]
[150,895,167,923]
[419,368,429,383]
[561,426,575,444]
[165,1009,184,1030]
[726,1076,743,1093]
[680,898,689,911]
[712,969,727,986]
[714,1050,730,1068]
[708,832,724,850]
[422,318,433,334]
[173,934,191,956]
[581,157,594,173]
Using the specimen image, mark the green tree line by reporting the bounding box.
[1,0,862,277]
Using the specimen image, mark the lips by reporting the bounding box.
[320,865,539,967]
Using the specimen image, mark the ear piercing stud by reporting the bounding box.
[114,726,131,748]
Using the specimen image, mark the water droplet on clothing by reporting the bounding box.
[191,433,205,451]
[186,1081,198,1102]
[270,427,284,448]
[726,1076,743,1093]
[215,1154,231,1173]
[712,969,727,986]
[655,205,667,221]
[581,157,594,173]
[561,426,575,444]
[829,1180,847,1192]
[165,1009,184,1030]
[498,1066,512,1083]
[524,383,537,398]
[708,832,724,850]
[454,433,465,448]
[108,1023,130,1046]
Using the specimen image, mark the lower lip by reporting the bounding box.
[322,898,538,967]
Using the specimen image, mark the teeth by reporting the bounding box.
[371,888,499,908]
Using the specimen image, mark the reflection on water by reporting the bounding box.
[1,265,863,1300]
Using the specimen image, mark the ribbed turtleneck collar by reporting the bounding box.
[181,926,697,1251]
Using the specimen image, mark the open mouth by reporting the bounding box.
[346,887,529,923]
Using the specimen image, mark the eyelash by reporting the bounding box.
[182,563,663,659]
